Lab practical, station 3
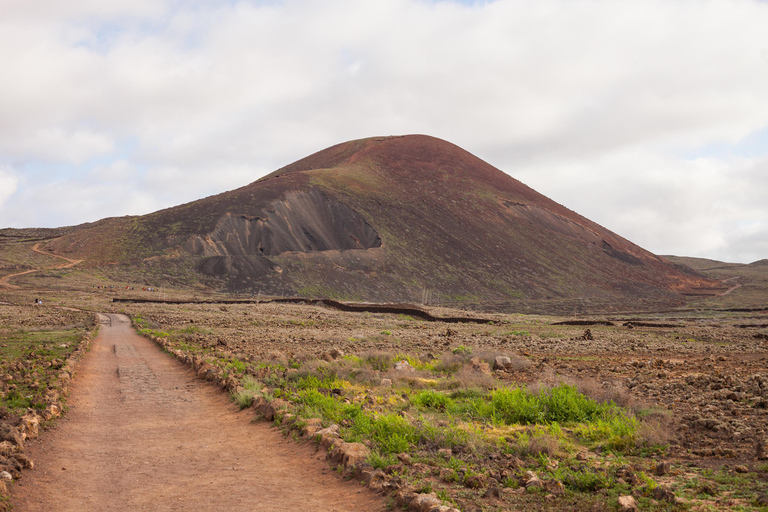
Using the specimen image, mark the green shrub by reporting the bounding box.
[413,390,454,411]
[349,413,418,455]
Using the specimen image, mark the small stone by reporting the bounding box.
[0,471,11,481]
[618,495,638,512]
[0,424,23,447]
[397,452,412,465]
[408,492,442,512]
[756,438,767,460]
[734,465,749,473]
[464,474,487,489]
[11,453,33,469]
[575,451,589,461]
[656,461,671,476]
[653,486,676,502]
[493,356,512,370]
[469,357,491,375]
[0,441,16,457]
[328,442,371,469]
[394,360,416,372]
[380,378,393,387]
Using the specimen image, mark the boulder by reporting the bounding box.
[19,413,40,440]
[0,424,23,447]
[11,453,33,469]
[328,442,371,469]
[0,442,15,457]
[493,356,512,370]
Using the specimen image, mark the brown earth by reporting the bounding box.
[10,313,385,512]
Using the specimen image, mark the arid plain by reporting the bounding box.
[1,239,767,511]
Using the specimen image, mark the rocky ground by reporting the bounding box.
[0,305,96,509]
[106,299,768,511]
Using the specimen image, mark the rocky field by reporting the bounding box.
[104,299,768,512]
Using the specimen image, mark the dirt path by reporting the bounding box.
[719,276,742,296]
[10,314,386,511]
[0,243,83,289]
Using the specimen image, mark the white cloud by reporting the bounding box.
[0,166,20,210]
[0,0,767,262]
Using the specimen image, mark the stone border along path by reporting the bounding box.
[10,313,386,511]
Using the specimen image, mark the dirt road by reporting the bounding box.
[0,243,82,289]
[11,313,385,511]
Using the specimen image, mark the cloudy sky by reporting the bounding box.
[1,0,767,263]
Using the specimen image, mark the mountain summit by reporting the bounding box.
[45,134,721,308]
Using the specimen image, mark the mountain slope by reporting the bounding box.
[44,135,721,305]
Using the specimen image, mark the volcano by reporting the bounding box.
[42,135,721,308]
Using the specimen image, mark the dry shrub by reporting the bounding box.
[526,434,561,457]
[441,365,497,390]
[382,368,435,389]
[266,349,288,366]
[433,352,472,373]
[360,351,393,372]
[637,410,676,447]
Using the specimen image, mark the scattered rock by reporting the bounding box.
[469,358,491,375]
[0,424,23,447]
[0,442,16,457]
[735,465,749,473]
[464,474,487,489]
[757,438,767,460]
[656,461,671,476]
[493,356,512,370]
[328,442,371,469]
[618,495,638,512]
[408,492,442,512]
[43,403,61,421]
[652,486,676,502]
[380,378,393,387]
[394,360,416,372]
[11,453,33,469]
[18,413,40,440]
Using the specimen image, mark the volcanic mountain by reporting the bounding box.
[43,135,721,308]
